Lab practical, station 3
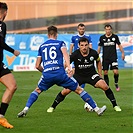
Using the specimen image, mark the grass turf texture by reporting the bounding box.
[0,69,132,133]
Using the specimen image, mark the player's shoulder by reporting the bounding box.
[112,33,118,37]
[72,49,80,56]
[0,21,6,27]
[71,34,78,38]
[44,39,63,44]
[84,34,91,38]
[90,48,97,54]
[100,34,106,38]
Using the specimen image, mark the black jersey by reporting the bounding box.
[70,48,99,77]
[0,21,14,63]
[98,34,121,61]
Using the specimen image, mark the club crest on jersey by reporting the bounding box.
[90,56,94,61]
[112,38,115,41]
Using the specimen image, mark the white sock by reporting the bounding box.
[24,107,29,111]
[94,107,99,112]
[0,114,4,118]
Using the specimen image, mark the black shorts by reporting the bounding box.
[0,62,11,78]
[102,59,118,70]
[73,72,103,87]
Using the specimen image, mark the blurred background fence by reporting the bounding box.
[4,0,133,34]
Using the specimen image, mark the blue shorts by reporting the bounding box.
[38,73,78,91]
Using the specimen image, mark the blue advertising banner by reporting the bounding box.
[3,34,133,71]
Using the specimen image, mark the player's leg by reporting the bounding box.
[17,88,41,117]
[103,70,109,85]
[0,72,17,129]
[74,75,103,113]
[17,75,50,117]
[47,88,71,113]
[47,83,86,113]
[113,69,120,91]
[74,86,106,116]
[95,79,121,111]
[48,74,106,115]
[80,84,85,88]
[64,76,106,116]
[47,75,85,112]
[111,61,120,91]
[103,60,109,85]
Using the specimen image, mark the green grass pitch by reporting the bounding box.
[0,69,132,133]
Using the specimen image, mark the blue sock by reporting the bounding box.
[80,90,96,108]
[26,91,39,108]
[80,84,85,88]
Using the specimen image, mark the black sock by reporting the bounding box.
[105,88,117,107]
[104,75,109,85]
[114,74,119,84]
[0,103,9,116]
[51,92,66,109]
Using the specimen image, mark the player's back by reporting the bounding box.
[38,39,66,78]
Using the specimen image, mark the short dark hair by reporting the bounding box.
[0,2,8,10]
[78,37,89,44]
[104,24,112,29]
[78,23,85,27]
[47,26,57,36]
[47,26,57,32]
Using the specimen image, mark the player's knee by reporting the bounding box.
[114,71,119,75]
[9,83,17,92]
[35,88,42,94]
[104,71,108,75]
[100,80,109,91]
[62,89,71,95]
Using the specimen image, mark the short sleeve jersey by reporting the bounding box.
[98,34,121,60]
[70,48,99,77]
[37,39,66,77]
[0,21,6,62]
[71,34,92,51]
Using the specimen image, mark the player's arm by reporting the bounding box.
[97,46,101,54]
[0,36,20,56]
[118,44,125,60]
[69,43,74,55]
[116,35,125,60]
[35,56,43,72]
[97,36,103,54]
[61,47,72,76]
[88,35,92,48]
[89,43,92,48]
[96,57,102,78]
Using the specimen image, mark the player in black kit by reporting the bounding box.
[47,37,121,113]
[0,2,20,129]
[97,24,125,91]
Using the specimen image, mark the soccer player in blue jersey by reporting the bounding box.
[70,23,92,89]
[17,26,106,117]
[69,23,92,54]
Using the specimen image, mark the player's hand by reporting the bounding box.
[121,53,125,60]
[67,69,73,77]
[14,50,20,56]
